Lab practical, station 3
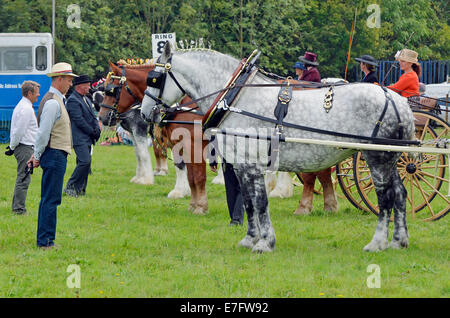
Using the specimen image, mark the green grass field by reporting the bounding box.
[0,143,448,298]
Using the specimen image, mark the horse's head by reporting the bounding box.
[89,80,105,112]
[98,61,152,126]
[141,42,188,124]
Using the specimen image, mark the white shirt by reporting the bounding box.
[9,97,38,150]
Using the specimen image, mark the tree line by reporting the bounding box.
[0,0,448,80]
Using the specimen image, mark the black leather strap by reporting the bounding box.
[226,107,419,146]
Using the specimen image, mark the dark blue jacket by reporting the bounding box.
[66,90,99,146]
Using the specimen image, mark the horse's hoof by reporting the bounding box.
[294,207,312,215]
[130,176,138,183]
[389,238,409,249]
[324,203,339,212]
[211,176,225,185]
[268,189,282,198]
[158,170,168,176]
[192,207,208,215]
[251,239,275,253]
[167,190,186,199]
[238,236,258,249]
[133,177,154,185]
[363,239,389,252]
[141,177,154,185]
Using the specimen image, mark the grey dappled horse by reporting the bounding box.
[141,44,416,253]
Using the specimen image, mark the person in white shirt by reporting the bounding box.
[7,80,40,214]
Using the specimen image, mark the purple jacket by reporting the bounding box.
[300,67,321,83]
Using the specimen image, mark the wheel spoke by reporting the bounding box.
[419,170,447,183]
[410,174,416,218]
[416,173,450,204]
[413,174,435,217]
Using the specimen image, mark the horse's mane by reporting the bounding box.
[173,48,238,63]
[174,48,217,54]
[116,59,153,70]
[175,38,212,51]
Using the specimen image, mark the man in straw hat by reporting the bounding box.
[387,48,421,98]
[64,74,100,198]
[355,54,379,83]
[27,62,78,250]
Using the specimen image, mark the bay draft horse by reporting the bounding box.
[98,61,209,213]
[141,45,416,253]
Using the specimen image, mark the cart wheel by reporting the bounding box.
[353,111,449,221]
[335,154,372,212]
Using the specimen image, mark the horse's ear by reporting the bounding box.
[109,61,119,71]
[163,41,172,59]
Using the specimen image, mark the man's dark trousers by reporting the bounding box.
[65,144,91,194]
[37,148,67,247]
[223,162,244,224]
[65,90,98,195]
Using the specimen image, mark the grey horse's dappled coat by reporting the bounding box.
[141,45,416,253]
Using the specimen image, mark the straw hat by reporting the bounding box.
[395,49,419,64]
[46,62,78,77]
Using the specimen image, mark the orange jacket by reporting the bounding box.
[387,71,419,97]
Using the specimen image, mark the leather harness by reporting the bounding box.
[144,50,419,147]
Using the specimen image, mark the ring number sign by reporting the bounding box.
[152,33,176,60]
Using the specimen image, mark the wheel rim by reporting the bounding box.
[336,155,372,212]
[353,111,449,221]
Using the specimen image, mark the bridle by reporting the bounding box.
[100,65,141,117]
[144,57,187,117]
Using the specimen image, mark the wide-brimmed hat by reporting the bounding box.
[73,74,91,86]
[46,62,78,77]
[355,55,378,67]
[293,61,306,70]
[395,48,419,64]
[298,52,319,66]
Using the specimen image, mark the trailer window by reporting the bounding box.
[35,46,47,71]
[0,47,33,72]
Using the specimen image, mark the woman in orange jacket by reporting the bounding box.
[387,48,421,98]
